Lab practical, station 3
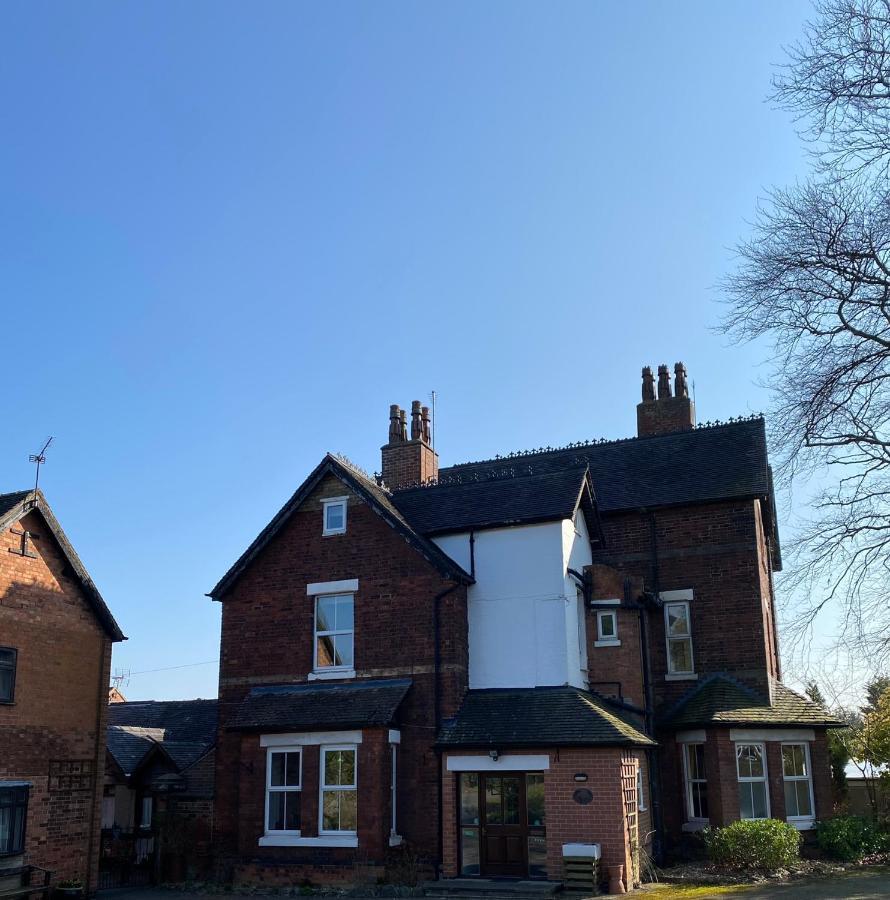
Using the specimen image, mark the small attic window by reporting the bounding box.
[322,498,348,536]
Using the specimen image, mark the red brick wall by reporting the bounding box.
[214,474,468,878]
[381,441,438,490]
[0,510,113,890]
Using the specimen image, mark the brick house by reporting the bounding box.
[0,490,125,891]
[210,371,839,892]
[102,699,217,886]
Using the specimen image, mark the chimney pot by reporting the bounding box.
[674,362,689,398]
[641,366,655,402]
[421,406,432,444]
[657,364,672,399]
[388,405,403,443]
[410,400,423,441]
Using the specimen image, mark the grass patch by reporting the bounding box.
[642,885,755,898]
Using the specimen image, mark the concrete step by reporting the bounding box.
[423,879,562,899]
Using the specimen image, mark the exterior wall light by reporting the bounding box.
[573,773,588,782]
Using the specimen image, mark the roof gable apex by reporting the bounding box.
[0,490,125,641]
[208,454,472,599]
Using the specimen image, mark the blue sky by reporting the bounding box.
[1,1,817,700]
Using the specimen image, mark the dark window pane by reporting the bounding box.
[503,777,520,825]
[285,752,300,787]
[528,835,547,878]
[526,774,545,827]
[0,669,12,703]
[339,790,357,831]
[284,792,301,830]
[460,828,480,876]
[460,774,479,825]
[270,753,286,787]
[268,792,285,831]
[485,777,503,824]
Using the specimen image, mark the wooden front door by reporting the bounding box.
[479,774,527,877]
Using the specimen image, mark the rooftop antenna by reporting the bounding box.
[429,391,437,449]
[111,668,130,691]
[29,436,53,496]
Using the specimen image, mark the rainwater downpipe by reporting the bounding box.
[433,580,462,877]
[644,508,665,864]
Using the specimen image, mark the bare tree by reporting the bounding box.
[723,0,890,664]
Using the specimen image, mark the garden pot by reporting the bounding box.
[607,864,626,894]
[55,888,84,899]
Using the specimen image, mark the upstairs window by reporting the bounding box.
[0,785,28,856]
[321,747,357,834]
[0,649,16,703]
[665,601,694,674]
[322,498,347,536]
[596,610,619,644]
[782,743,814,823]
[736,743,769,820]
[266,748,302,834]
[314,593,354,671]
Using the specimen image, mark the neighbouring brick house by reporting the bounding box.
[210,369,839,892]
[103,699,217,886]
[0,489,125,891]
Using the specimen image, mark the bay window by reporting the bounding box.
[782,743,814,825]
[266,748,302,834]
[321,746,357,834]
[736,743,769,819]
[682,743,708,822]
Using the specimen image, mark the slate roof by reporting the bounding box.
[437,418,770,515]
[209,455,472,599]
[661,676,843,728]
[229,678,412,732]
[106,699,218,775]
[437,686,655,747]
[0,490,125,641]
[390,468,597,536]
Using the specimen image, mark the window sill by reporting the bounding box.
[665,673,698,681]
[682,820,709,832]
[322,530,347,537]
[594,639,621,648]
[389,834,404,847]
[308,669,356,681]
[788,819,815,831]
[259,834,358,848]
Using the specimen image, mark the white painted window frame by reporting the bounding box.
[636,764,647,812]
[313,593,355,674]
[320,744,358,836]
[664,599,695,676]
[735,742,770,820]
[781,742,815,828]
[263,746,302,838]
[595,609,620,647]
[389,742,402,846]
[682,742,709,826]
[139,795,153,829]
[322,497,348,536]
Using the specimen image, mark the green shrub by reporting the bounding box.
[816,815,890,861]
[704,819,801,870]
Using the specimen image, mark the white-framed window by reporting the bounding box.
[736,743,770,820]
[682,743,709,822]
[139,796,153,829]
[596,610,618,643]
[665,601,694,674]
[265,747,302,834]
[636,764,647,812]
[390,744,398,837]
[322,498,348,536]
[782,743,814,824]
[320,745,357,834]
[314,593,354,671]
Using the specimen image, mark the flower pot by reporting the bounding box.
[607,864,626,894]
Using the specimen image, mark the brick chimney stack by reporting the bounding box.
[636,362,696,437]
[381,400,439,490]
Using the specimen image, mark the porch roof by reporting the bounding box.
[660,676,844,728]
[437,686,655,748]
[229,677,412,732]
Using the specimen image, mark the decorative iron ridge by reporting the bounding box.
[384,414,765,491]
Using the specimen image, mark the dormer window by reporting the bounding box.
[322,498,348,536]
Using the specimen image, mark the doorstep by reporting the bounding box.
[423,879,562,899]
